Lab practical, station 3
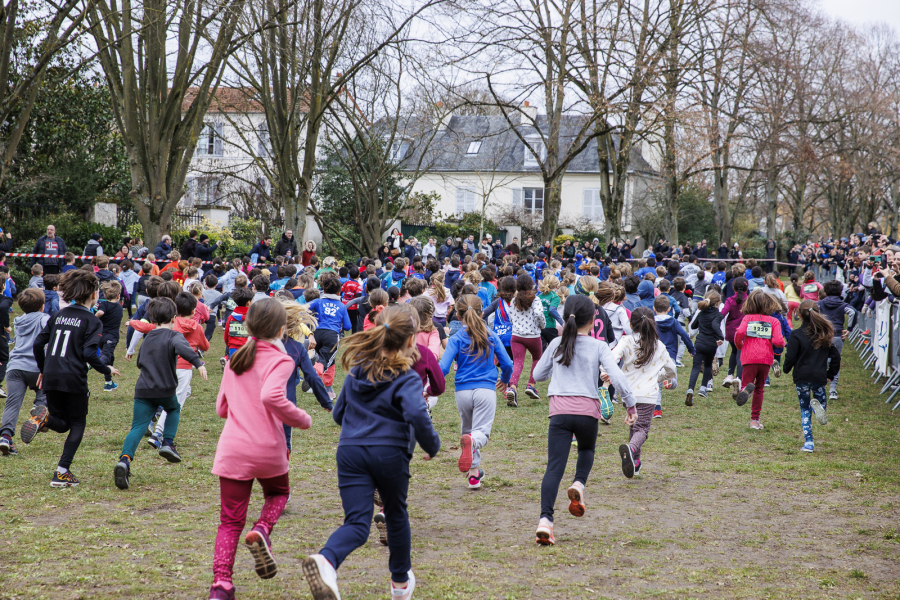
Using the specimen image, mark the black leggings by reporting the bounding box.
[688,349,716,391]
[728,341,743,378]
[540,414,598,522]
[540,327,558,351]
[45,390,89,470]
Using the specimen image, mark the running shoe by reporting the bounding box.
[618,444,635,479]
[147,433,162,450]
[104,381,118,392]
[698,386,708,398]
[245,526,278,579]
[685,390,693,407]
[735,383,754,407]
[505,387,518,408]
[829,391,838,401]
[722,374,734,388]
[373,511,388,546]
[208,582,236,600]
[159,442,182,463]
[390,571,415,599]
[524,385,540,399]
[458,434,474,472]
[634,459,642,476]
[771,361,781,378]
[652,409,662,419]
[801,441,815,453]
[810,397,828,425]
[219,356,227,368]
[50,470,79,488]
[468,469,485,489]
[0,435,17,456]
[750,420,764,430]
[20,404,48,444]
[0,387,5,397]
[567,482,585,517]
[302,554,342,600]
[114,456,131,490]
[675,361,685,368]
[536,518,555,546]
[302,378,311,393]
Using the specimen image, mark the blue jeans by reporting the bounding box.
[796,383,827,443]
[320,445,411,582]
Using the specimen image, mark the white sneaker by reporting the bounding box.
[675,361,685,368]
[303,554,341,600]
[722,374,734,388]
[829,391,838,401]
[698,386,707,398]
[390,571,416,599]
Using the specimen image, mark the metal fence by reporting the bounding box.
[847,299,900,410]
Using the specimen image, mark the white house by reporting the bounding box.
[398,109,660,239]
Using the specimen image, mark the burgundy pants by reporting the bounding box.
[741,363,770,421]
[213,473,290,583]
[511,335,542,388]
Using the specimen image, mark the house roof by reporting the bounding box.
[181,87,309,114]
[399,114,656,176]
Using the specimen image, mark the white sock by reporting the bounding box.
[57,466,68,474]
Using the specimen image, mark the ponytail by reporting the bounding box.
[457,294,491,360]
[554,295,594,367]
[799,299,834,349]
[230,298,287,375]
[629,306,659,368]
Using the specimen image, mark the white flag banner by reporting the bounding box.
[875,300,892,375]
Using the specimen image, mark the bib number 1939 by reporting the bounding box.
[51,329,71,357]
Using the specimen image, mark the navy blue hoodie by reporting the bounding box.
[333,368,440,456]
[817,295,856,336]
[654,314,694,359]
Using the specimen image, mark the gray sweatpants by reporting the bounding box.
[830,337,843,394]
[455,388,497,469]
[1,370,46,438]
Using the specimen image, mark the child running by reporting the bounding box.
[303,305,440,600]
[440,294,513,489]
[685,291,725,405]
[23,269,121,487]
[307,273,352,399]
[783,300,839,452]
[505,274,546,405]
[114,297,208,489]
[609,307,675,478]
[733,291,786,429]
[209,298,313,600]
[532,294,636,545]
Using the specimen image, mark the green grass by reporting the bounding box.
[1,316,900,599]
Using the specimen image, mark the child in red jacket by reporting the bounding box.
[734,290,785,430]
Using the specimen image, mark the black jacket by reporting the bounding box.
[783,324,841,384]
[34,304,111,395]
[195,241,219,262]
[765,241,776,259]
[0,234,12,253]
[181,237,197,260]
[250,242,272,262]
[135,327,202,399]
[97,299,124,342]
[273,234,298,258]
[31,235,68,268]
[717,245,729,260]
[689,306,724,352]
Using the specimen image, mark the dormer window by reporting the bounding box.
[388,140,411,163]
[466,141,482,155]
[523,135,545,167]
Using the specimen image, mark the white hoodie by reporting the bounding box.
[611,334,676,404]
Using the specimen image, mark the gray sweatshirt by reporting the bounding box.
[135,328,202,399]
[533,336,637,407]
[8,311,51,372]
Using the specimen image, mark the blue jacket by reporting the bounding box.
[623,292,641,312]
[284,337,332,410]
[333,368,440,455]
[817,296,855,335]
[637,280,656,309]
[635,267,656,279]
[249,242,272,262]
[440,328,513,391]
[380,270,406,290]
[444,268,461,289]
[43,290,60,320]
[307,295,352,332]
[654,314,694,359]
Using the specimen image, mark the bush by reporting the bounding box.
[554,234,576,249]
[168,217,259,261]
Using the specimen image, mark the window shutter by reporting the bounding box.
[582,189,592,218]
[258,123,269,157]
[456,187,466,216]
[214,122,224,156]
[593,189,603,222]
[185,176,195,207]
[197,126,208,156]
[210,179,219,205]
[466,189,477,213]
[512,187,523,208]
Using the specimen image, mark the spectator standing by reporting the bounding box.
[764,238,777,273]
[250,236,273,263]
[273,229,299,259]
[194,234,219,263]
[83,233,104,258]
[0,228,12,254]
[30,225,67,275]
[181,230,199,260]
[386,228,405,258]
[154,235,173,261]
[302,240,317,266]
[422,237,437,259]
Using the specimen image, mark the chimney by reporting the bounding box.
[435,101,451,131]
[521,100,537,122]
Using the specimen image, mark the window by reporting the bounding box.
[388,140,411,162]
[257,122,270,158]
[582,188,604,222]
[197,122,224,157]
[466,140,482,155]
[523,136,546,168]
[512,187,544,216]
[187,176,220,206]
[455,186,477,216]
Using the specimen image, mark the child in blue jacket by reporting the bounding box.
[653,294,694,417]
[306,273,352,400]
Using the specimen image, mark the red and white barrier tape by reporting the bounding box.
[1,252,262,266]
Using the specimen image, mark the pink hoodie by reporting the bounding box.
[213,340,312,480]
[734,313,785,366]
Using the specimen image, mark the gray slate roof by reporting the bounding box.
[396,114,656,175]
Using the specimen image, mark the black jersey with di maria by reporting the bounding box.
[34,304,111,394]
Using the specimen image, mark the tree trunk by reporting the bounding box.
[713,170,732,245]
[765,166,779,237]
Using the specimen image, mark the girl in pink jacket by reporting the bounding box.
[209,298,312,600]
[734,291,785,430]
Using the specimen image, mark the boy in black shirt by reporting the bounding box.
[96,280,125,392]
[22,269,121,487]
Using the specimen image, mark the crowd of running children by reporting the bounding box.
[1,224,883,600]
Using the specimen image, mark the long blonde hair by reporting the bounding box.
[342,305,418,382]
[279,299,317,339]
[428,272,447,303]
[538,274,559,294]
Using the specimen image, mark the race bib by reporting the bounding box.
[803,283,818,294]
[746,321,772,339]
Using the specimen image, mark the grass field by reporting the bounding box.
[1,314,899,600]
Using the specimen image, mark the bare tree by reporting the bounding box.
[86,0,250,246]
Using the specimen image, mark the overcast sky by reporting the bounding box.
[818,0,900,31]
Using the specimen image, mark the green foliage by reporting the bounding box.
[10,211,125,255]
[168,217,260,260]
[554,234,576,248]
[9,268,29,294]
[677,185,717,246]
[322,223,364,263]
[417,213,504,248]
